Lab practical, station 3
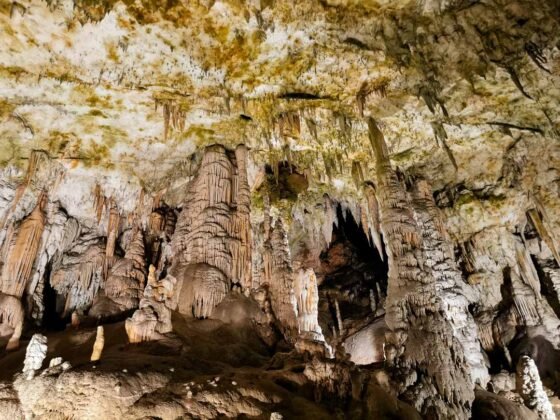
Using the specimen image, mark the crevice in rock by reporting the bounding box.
[318,205,387,328]
[41,260,65,331]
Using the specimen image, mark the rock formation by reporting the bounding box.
[410,177,489,386]
[293,268,323,341]
[369,118,474,418]
[125,272,176,343]
[0,293,23,350]
[516,355,555,420]
[0,0,560,418]
[90,326,105,362]
[262,219,299,342]
[90,229,146,318]
[172,145,251,319]
[22,334,47,380]
[0,194,46,298]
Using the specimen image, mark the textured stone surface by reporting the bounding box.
[0,0,560,418]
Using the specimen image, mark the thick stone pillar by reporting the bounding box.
[368,118,474,419]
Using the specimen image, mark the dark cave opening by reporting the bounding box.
[264,161,309,202]
[42,261,67,331]
[317,205,388,336]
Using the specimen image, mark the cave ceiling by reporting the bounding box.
[1,0,558,205]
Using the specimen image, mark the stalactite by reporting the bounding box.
[177,264,229,318]
[1,193,47,298]
[368,117,474,418]
[431,121,458,171]
[105,200,119,259]
[305,117,318,142]
[351,161,364,188]
[93,184,105,224]
[369,289,376,313]
[1,150,48,229]
[528,208,560,266]
[231,145,252,290]
[510,269,541,326]
[337,112,352,147]
[321,194,336,246]
[516,244,541,295]
[155,99,186,140]
[506,66,533,100]
[362,184,383,261]
[277,112,300,139]
[149,210,165,234]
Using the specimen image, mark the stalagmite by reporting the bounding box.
[147,264,157,287]
[410,178,489,386]
[172,145,252,319]
[0,293,24,350]
[89,229,146,318]
[263,219,299,341]
[293,268,324,341]
[516,355,555,420]
[71,311,80,329]
[1,194,47,297]
[2,3,560,420]
[334,298,343,335]
[90,326,105,362]
[125,273,176,343]
[368,117,474,418]
[22,334,48,380]
[369,289,376,313]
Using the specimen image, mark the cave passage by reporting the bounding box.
[318,205,388,331]
[42,262,67,331]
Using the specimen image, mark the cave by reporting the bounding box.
[41,262,67,332]
[0,1,560,419]
[318,205,388,335]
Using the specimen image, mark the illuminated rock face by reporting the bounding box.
[370,118,474,418]
[0,0,560,418]
[171,145,251,319]
[89,229,146,319]
[22,334,47,380]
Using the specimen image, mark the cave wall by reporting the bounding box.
[0,0,560,418]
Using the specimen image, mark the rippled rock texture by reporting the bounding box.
[1,0,560,418]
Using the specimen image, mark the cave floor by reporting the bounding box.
[0,314,339,419]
